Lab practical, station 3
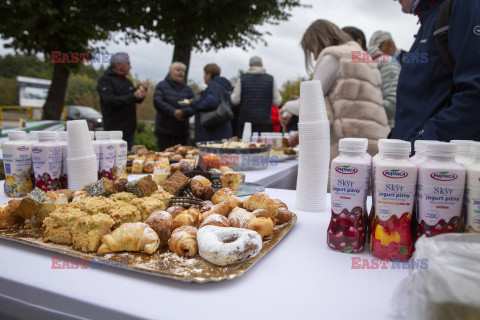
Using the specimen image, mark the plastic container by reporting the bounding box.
[109,131,128,180]
[327,138,371,253]
[410,140,436,164]
[58,131,68,189]
[2,131,34,197]
[450,140,475,167]
[29,131,41,142]
[463,142,480,233]
[32,131,62,191]
[370,140,417,260]
[251,132,259,143]
[94,131,115,180]
[416,142,466,238]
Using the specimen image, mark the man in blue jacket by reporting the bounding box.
[153,62,195,150]
[391,0,480,143]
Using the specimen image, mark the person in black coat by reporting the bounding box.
[97,52,146,150]
[185,63,233,143]
[153,62,195,150]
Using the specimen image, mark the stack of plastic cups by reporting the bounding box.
[242,122,252,142]
[296,80,330,211]
[67,120,98,190]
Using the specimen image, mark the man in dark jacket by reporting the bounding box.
[153,62,195,150]
[231,56,282,137]
[97,52,146,150]
[391,0,480,143]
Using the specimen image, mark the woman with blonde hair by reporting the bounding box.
[282,19,389,158]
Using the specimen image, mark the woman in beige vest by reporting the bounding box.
[282,19,390,159]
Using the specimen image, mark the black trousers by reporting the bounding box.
[156,133,188,151]
[238,123,274,138]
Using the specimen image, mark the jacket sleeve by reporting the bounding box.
[272,79,282,106]
[97,77,136,115]
[190,85,221,112]
[181,87,195,118]
[153,83,176,118]
[230,80,241,106]
[421,1,480,140]
[380,60,401,127]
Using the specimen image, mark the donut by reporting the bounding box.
[197,225,262,266]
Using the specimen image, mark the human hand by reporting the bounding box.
[134,88,146,99]
[280,110,293,128]
[289,132,299,147]
[174,109,185,121]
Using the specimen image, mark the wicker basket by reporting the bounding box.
[170,196,203,208]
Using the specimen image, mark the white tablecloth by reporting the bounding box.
[0,188,407,320]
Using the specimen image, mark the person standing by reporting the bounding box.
[392,0,480,142]
[368,30,401,129]
[97,52,146,150]
[184,63,233,143]
[230,56,282,137]
[153,62,195,150]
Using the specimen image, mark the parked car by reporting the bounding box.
[66,106,103,130]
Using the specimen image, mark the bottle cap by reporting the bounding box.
[450,140,474,155]
[95,131,110,140]
[380,140,411,155]
[339,138,368,152]
[471,142,480,157]
[37,131,58,141]
[426,141,457,156]
[58,131,67,141]
[109,131,123,139]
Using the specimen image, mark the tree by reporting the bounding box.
[280,76,308,104]
[0,1,146,120]
[146,0,307,80]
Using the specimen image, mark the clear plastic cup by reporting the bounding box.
[67,120,95,159]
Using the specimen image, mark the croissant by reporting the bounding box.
[166,206,185,218]
[243,193,292,224]
[252,209,276,238]
[98,222,160,254]
[199,201,214,214]
[202,197,241,219]
[168,226,198,257]
[199,214,230,229]
[228,208,255,230]
[171,208,201,231]
[211,188,236,205]
[144,210,172,245]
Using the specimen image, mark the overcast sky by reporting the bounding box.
[1,0,420,89]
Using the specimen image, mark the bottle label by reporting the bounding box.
[3,144,33,196]
[113,142,128,179]
[464,187,480,233]
[98,142,115,180]
[32,145,62,191]
[331,164,370,214]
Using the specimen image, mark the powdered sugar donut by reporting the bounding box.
[197,225,262,266]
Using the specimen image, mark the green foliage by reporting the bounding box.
[0,77,17,105]
[280,76,309,104]
[135,123,158,151]
[0,54,52,79]
[65,74,100,109]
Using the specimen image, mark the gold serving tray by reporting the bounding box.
[0,214,296,283]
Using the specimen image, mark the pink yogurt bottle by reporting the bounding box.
[93,131,115,180]
[58,131,68,189]
[32,131,62,191]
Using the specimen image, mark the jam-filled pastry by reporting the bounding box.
[171,208,201,231]
[98,222,160,254]
[199,201,214,214]
[243,193,292,224]
[168,226,198,258]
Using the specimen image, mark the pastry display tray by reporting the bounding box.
[0,214,296,283]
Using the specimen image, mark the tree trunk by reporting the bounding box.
[172,43,192,83]
[43,63,70,120]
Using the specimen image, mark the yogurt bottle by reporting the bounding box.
[2,131,33,197]
[94,131,115,180]
[58,131,68,189]
[109,131,128,180]
[410,140,436,164]
[90,131,100,172]
[32,131,62,191]
[450,140,475,167]
[463,142,480,233]
[251,132,259,143]
[416,143,466,238]
[327,138,371,253]
[370,140,417,260]
[29,131,41,142]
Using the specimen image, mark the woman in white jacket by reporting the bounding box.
[282,20,390,159]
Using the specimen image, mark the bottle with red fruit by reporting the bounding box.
[371,140,417,261]
[327,138,371,253]
[464,142,480,233]
[369,139,391,234]
[58,131,68,189]
[416,142,466,239]
[32,131,62,192]
[93,131,115,181]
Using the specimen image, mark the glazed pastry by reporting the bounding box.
[252,209,276,238]
[166,206,185,218]
[211,188,236,205]
[202,197,241,219]
[199,214,230,229]
[171,208,201,231]
[168,226,198,258]
[98,222,160,254]
[228,207,255,230]
[197,226,262,266]
[144,210,173,245]
[243,193,293,224]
